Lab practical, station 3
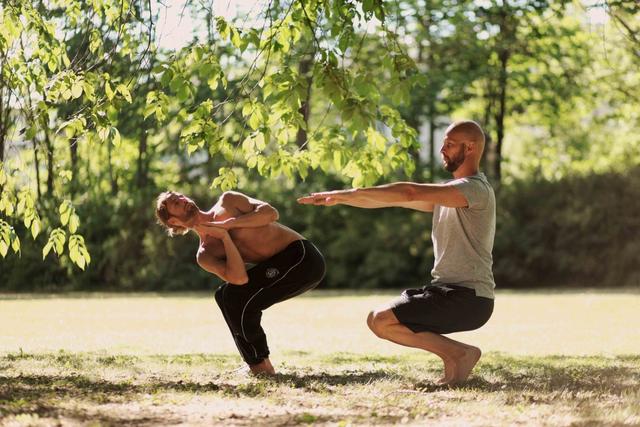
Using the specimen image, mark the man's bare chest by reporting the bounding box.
[201,227,269,261]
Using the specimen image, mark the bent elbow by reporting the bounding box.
[259,204,279,222]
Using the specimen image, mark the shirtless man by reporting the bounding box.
[155,191,326,375]
[298,120,495,385]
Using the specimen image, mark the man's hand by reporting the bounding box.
[194,223,230,240]
[297,190,349,206]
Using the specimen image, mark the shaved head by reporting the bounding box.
[446,120,486,156]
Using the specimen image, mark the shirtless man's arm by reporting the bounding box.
[194,225,248,285]
[202,191,279,229]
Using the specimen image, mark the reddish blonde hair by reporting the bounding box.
[155,191,189,237]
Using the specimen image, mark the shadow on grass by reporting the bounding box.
[0,371,394,425]
[415,354,640,395]
[2,354,639,424]
[270,370,393,389]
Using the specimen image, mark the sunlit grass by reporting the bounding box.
[1,289,639,356]
[1,351,639,426]
[1,290,639,425]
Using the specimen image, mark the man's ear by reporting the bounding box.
[465,142,475,154]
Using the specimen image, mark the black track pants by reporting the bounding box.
[214,240,325,365]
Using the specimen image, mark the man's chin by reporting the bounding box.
[443,162,456,173]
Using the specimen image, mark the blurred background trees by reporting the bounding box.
[1,0,638,291]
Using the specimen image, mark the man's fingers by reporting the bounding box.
[297,194,332,205]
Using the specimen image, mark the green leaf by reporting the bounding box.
[117,84,132,103]
[112,127,121,146]
[69,214,79,234]
[211,167,238,191]
[186,142,200,155]
[97,126,109,141]
[248,111,262,130]
[181,121,202,137]
[242,102,253,117]
[247,155,258,168]
[31,218,41,239]
[0,240,7,257]
[216,17,230,39]
[231,28,241,48]
[143,103,156,120]
[60,203,70,226]
[70,244,79,264]
[54,232,66,255]
[105,81,114,101]
[82,247,91,265]
[76,254,86,270]
[71,82,83,99]
[42,241,53,259]
[11,234,20,253]
[207,75,219,90]
[255,132,266,150]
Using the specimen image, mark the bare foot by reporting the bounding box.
[436,359,456,385]
[452,346,481,384]
[249,358,276,376]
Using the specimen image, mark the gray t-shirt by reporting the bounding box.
[430,172,496,299]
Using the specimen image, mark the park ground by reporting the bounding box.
[1,290,639,426]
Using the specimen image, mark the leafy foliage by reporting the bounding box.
[0,0,639,289]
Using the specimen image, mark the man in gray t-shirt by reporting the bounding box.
[298,120,496,385]
[432,173,496,299]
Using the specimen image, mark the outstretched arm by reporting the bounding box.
[204,191,278,229]
[195,226,248,285]
[297,182,468,211]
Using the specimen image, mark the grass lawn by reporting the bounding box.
[1,289,639,426]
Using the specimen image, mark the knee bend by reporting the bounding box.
[367,310,387,338]
[366,311,375,331]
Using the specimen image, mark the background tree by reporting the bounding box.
[1,0,639,291]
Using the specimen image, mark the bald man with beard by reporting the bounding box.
[298,120,496,385]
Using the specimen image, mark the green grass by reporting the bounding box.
[1,290,639,426]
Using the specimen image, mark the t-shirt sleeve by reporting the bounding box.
[449,177,489,210]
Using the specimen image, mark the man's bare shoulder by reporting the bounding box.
[219,191,250,207]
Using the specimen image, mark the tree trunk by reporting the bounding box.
[136,128,148,189]
[108,142,118,195]
[481,91,492,175]
[0,88,6,164]
[69,137,78,196]
[43,129,54,195]
[32,140,42,201]
[295,54,313,148]
[428,115,436,180]
[0,55,6,163]
[494,47,509,184]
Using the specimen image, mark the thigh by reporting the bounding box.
[224,240,325,312]
[389,285,494,334]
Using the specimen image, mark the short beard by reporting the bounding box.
[180,202,199,225]
[443,150,465,173]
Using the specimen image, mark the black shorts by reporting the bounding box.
[215,239,326,365]
[390,284,494,334]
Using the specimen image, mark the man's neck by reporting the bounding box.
[191,211,212,240]
[453,164,479,179]
[194,210,213,226]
